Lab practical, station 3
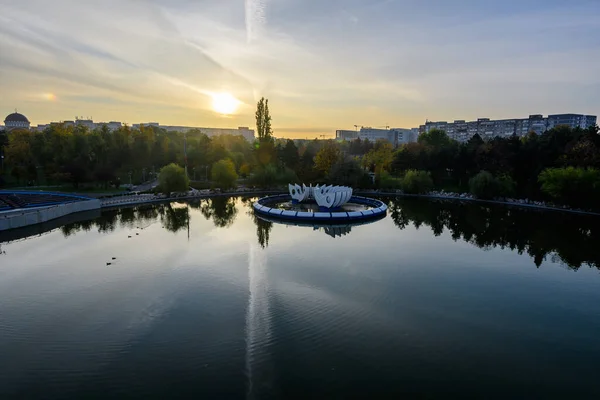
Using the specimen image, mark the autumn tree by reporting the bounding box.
[314,141,342,175]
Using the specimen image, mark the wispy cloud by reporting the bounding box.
[245,0,268,43]
[0,0,599,136]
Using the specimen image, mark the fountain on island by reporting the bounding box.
[253,184,387,223]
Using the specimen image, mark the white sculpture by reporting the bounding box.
[288,184,311,202]
[288,183,353,209]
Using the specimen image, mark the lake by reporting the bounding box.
[1,196,600,399]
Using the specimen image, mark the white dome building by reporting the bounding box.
[4,112,31,131]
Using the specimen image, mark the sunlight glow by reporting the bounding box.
[211,93,241,115]
[42,93,57,101]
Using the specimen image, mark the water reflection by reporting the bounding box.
[191,197,238,228]
[387,197,600,270]
[59,197,241,238]
[38,196,600,270]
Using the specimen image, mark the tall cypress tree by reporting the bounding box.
[255,97,272,142]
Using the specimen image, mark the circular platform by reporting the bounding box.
[253,194,387,223]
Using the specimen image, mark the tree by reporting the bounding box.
[239,163,251,178]
[158,163,189,195]
[418,128,452,148]
[469,171,498,199]
[539,167,600,207]
[314,141,341,175]
[327,159,372,187]
[211,159,238,189]
[364,141,394,177]
[255,97,273,142]
[402,170,433,194]
[281,139,300,169]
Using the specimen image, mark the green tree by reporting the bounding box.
[211,159,238,189]
[327,159,372,187]
[280,139,300,169]
[418,128,452,148]
[539,167,600,207]
[469,171,499,199]
[158,163,190,195]
[402,170,433,194]
[468,170,515,199]
[255,97,273,142]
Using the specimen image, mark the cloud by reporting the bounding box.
[0,0,599,132]
[245,0,267,43]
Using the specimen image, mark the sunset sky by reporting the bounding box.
[1,0,599,138]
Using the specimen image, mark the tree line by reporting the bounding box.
[1,98,598,209]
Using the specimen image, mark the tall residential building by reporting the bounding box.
[420,113,597,142]
[336,127,417,146]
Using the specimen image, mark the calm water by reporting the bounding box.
[1,197,600,399]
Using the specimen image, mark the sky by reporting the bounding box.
[0,0,599,138]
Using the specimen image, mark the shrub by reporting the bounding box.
[402,170,433,194]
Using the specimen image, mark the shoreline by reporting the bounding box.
[2,189,599,234]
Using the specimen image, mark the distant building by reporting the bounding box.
[3,112,30,131]
[134,123,256,142]
[547,114,598,130]
[335,129,358,141]
[420,113,597,142]
[336,127,418,146]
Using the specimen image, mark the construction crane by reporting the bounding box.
[354,124,362,131]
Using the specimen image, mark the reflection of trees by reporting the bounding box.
[254,216,272,248]
[160,204,189,233]
[196,197,238,228]
[59,205,159,236]
[241,196,272,248]
[388,197,600,270]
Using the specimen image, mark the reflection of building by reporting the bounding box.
[320,225,352,238]
[3,112,30,131]
[420,113,597,142]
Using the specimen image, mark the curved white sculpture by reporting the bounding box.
[289,184,310,202]
[288,183,353,209]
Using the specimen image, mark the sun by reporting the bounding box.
[211,93,240,115]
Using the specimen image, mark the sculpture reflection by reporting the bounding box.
[254,213,380,244]
[387,197,600,270]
